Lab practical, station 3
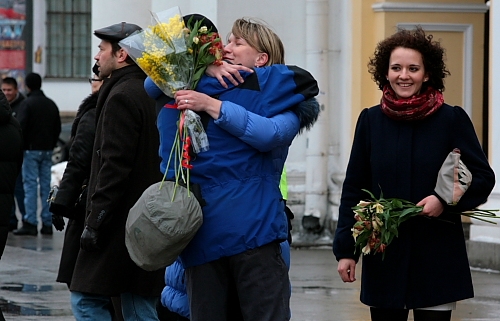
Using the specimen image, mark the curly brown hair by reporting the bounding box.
[367,26,450,92]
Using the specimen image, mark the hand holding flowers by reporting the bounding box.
[351,190,422,258]
[352,189,499,259]
[175,89,222,120]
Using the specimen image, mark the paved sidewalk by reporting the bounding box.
[2,231,500,320]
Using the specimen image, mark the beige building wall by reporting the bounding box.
[351,0,487,142]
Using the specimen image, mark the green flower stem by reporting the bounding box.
[160,115,181,191]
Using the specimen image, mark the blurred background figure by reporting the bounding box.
[0,89,23,320]
[49,64,102,287]
[14,72,61,236]
[1,77,25,232]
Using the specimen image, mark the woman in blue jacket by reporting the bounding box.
[147,18,318,321]
[333,27,495,321]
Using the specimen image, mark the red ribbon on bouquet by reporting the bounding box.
[178,111,193,170]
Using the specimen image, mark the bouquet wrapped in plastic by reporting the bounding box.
[119,7,223,197]
[119,7,222,96]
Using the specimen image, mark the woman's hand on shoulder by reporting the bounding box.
[338,258,356,283]
[416,195,444,217]
[206,61,253,88]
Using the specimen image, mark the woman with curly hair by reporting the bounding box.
[333,26,495,321]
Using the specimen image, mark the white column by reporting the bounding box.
[469,1,500,243]
[303,0,329,228]
[32,0,46,76]
[327,0,352,222]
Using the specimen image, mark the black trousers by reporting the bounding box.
[186,242,290,321]
[370,307,452,321]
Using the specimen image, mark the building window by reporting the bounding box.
[46,0,91,78]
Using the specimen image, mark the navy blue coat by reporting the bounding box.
[333,104,495,309]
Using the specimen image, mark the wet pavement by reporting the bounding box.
[1,230,500,320]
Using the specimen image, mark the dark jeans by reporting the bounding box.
[10,173,25,227]
[370,307,452,321]
[186,241,289,321]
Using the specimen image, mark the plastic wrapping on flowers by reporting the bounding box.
[119,9,192,97]
[118,6,223,200]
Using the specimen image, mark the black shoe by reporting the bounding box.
[8,223,18,232]
[40,225,53,235]
[13,222,38,236]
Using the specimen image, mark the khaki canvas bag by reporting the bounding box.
[125,181,203,271]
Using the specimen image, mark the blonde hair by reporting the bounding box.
[230,18,285,66]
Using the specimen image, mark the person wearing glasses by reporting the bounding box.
[49,63,102,286]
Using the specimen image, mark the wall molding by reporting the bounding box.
[373,2,488,13]
[397,23,473,116]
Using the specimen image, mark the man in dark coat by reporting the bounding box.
[1,77,26,231]
[0,90,23,320]
[14,72,61,236]
[69,22,164,321]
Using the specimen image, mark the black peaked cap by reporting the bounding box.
[94,22,142,42]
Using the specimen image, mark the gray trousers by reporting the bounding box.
[186,241,290,321]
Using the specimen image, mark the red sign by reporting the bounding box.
[0,49,25,69]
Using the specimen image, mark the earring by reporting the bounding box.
[424,78,428,82]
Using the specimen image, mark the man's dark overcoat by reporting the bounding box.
[70,64,164,296]
[333,104,495,309]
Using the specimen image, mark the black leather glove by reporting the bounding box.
[52,214,65,231]
[49,201,72,218]
[80,225,100,252]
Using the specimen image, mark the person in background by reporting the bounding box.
[49,64,102,285]
[148,17,319,321]
[69,22,163,321]
[1,77,25,232]
[1,77,25,118]
[333,27,495,321]
[0,89,23,320]
[14,72,61,236]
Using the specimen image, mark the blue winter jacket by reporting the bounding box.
[145,65,318,267]
[161,259,190,318]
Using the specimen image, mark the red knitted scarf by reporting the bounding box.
[380,85,444,121]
